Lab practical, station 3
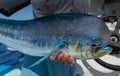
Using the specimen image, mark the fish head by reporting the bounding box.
[68,15,113,59]
[69,35,112,59]
[85,17,113,58]
[87,37,112,58]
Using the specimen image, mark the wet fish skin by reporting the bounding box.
[0,13,112,59]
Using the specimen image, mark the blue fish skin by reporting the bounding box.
[0,13,112,59]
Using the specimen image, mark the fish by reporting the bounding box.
[0,13,112,68]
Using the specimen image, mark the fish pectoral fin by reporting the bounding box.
[28,47,64,68]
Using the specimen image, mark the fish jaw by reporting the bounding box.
[91,39,112,58]
[92,46,112,58]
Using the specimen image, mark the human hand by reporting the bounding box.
[50,50,75,64]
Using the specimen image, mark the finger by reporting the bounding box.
[56,52,63,61]
[61,57,68,64]
[60,51,69,64]
[61,50,69,59]
[68,56,75,64]
[50,55,56,60]
[55,51,68,62]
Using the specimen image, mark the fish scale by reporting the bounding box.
[0,13,112,68]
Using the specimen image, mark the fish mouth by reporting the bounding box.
[100,46,113,53]
[96,46,112,57]
[92,40,113,58]
[100,40,112,52]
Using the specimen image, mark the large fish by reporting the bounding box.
[0,13,112,68]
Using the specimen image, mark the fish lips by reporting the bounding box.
[98,39,113,54]
[94,46,113,58]
[92,40,113,58]
[100,46,113,53]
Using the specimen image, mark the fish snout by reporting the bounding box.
[91,40,112,58]
[92,46,112,58]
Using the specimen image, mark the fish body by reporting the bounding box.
[0,13,112,64]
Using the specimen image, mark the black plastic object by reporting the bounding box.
[95,58,120,71]
[0,0,30,16]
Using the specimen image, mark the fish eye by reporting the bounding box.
[111,35,119,43]
[91,43,98,47]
